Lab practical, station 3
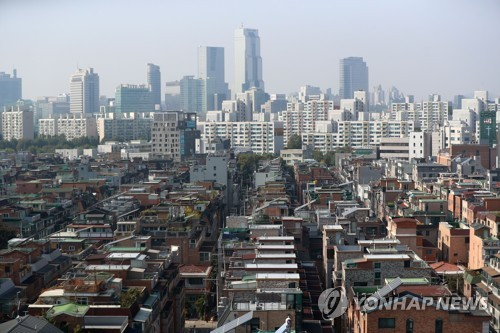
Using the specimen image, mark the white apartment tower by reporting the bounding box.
[234,28,264,95]
[70,68,99,113]
[1,106,34,141]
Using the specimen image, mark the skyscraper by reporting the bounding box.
[339,57,369,99]
[70,68,99,113]
[0,70,22,110]
[115,84,154,114]
[180,76,204,114]
[234,27,264,95]
[147,63,161,109]
[198,46,229,110]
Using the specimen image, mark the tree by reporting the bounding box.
[120,288,141,308]
[286,134,302,149]
[312,150,324,162]
[194,296,207,319]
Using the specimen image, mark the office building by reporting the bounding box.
[0,70,22,109]
[70,68,99,113]
[339,57,368,99]
[234,27,264,95]
[179,76,204,113]
[115,84,154,114]
[1,106,33,141]
[147,63,161,109]
[164,80,181,111]
[198,46,229,110]
[151,111,199,162]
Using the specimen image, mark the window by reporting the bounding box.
[406,319,413,333]
[76,297,88,305]
[379,318,396,328]
[189,239,196,248]
[375,272,381,279]
[200,252,210,262]
[435,319,443,333]
[404,260,411,268]
[374,262,381,269]
[4,266,10,273]
[68,246,75,251]
[189,278,203,285]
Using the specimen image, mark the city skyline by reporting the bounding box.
[1,0,499,101]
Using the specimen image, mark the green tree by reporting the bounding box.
[286,134,302,149]
[194,296,207,319]
[312,150,324,162]
[120,288,141,308]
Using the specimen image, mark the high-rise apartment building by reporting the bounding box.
[39,113,97,140]
[97,112,153,142]
[198,121,277,155]
[339,57,368,99]
[0,70,22,109]
[151,111,199,162]
[2,106,34,141]
[234,28,264,95]
[70,68,99,113]
[282,100,334,144]
[115,84,154,114]
[147,63,161,109]
[198,46,228,110]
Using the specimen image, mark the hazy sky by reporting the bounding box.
[1,0,499,101]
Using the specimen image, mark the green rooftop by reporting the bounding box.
[108,246,147,252]
[385,277,429,285]
[352,286,379,294]
[48,303,89,317]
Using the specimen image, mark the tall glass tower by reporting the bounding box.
[147,63,161,109]
[198,46,229,110]
[234,28,264,95]
[0,70,22,110]
[339,57,369,99]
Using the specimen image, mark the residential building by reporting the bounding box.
[339,57,369,99]
[38,117,58,137]
[70,68,99,113]
[198,121,278,154]
[97,112,153,142]
[55,113,98,140]
[282,99,334,144]
[378,137,410,160]
[348,280,489,333]
[147,63,161,108]
[408,131,432,161]
[151,111,199,162]
[1,106,34,140]
[234,27,264,94]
